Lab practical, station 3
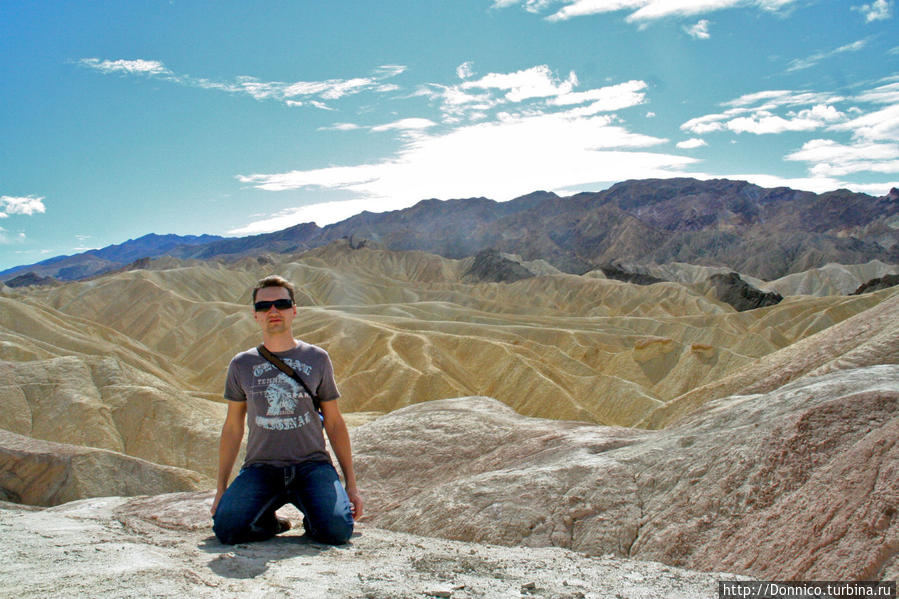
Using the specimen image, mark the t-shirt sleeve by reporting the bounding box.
[224,356,247,402]
[316,352,340,402]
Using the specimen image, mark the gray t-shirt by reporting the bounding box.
[224,341,340,467]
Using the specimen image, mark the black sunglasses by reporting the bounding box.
[254,299,294,312]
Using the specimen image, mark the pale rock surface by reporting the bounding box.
[642,289,899,429]
[627,260,899,297]
[0,429,210,506]
[764,260,899,297]
[0,492,740,599]
[352,365,898,580]
[0,355,225,478]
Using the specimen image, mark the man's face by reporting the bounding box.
[253,286,296,335]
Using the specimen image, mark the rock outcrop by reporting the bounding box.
[5,272,59,288]
[0,429,211,506]
[854,273,899,295]
[462,248,535,283]
[708,272,783,311]
[353,364,898,580]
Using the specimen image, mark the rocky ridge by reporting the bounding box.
[4,178,897,282]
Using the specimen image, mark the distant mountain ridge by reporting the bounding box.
[176,178,899,279]
[0,233,223,282]
[4,178,897,282]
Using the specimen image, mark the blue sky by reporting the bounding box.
[1,0,897,270]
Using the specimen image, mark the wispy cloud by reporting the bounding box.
[493,0,798,23]
[420,65,647,123]
[786,139,899,177]
[685,19,711,39]
[676,138,707,149]
[830,103,899,142]
[0,195,46,218]
[370,118,439,133]
[456,61,475,80]
[0,226,27,245]
[677,79,899,195]
[78,58,171,76]
[786,39,867,72]
[853,0,893,22]
[77,58,407,108]
[318,122,364,132]
[682,102,846,135]
[462,65,578,102]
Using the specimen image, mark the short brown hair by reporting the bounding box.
[252,275,296,304]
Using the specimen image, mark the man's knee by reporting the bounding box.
[212,508,248,545]
[212,516,241,545]
[308,514,354,545]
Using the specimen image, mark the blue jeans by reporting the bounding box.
[213,461,354,545]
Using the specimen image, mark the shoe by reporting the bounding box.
[276,517,292,534]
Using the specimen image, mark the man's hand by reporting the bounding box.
[347,486,364,520]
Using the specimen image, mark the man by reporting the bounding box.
[211,275,363,545]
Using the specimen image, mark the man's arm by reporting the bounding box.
[320,400,363,520]
[211,400,247,516]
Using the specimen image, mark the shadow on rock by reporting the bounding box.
[201,534,331,579]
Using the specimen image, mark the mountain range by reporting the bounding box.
[3,177,898,283]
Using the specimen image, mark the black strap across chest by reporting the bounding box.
[256,344,322,413]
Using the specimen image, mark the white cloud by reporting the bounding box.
[426,67,648,123]
[456,61,475,80]
[492,0,558,12]
[682,101,846,135]
[723,90,843,110]
[723,172,857,195]
[235,111,696,231]
[228,200,373,236]
[680,108,742,134]
[371,118,438,132]
[677,138,707,149]
[78,58,170,76]
[0,195,46,218]
[78,58,406,107]
[856,81,899,104]
[462,65,578,102]
[786,39,868,72]
[830,103,899,142]
[854,0,893,22]
[724,90,792,108]
[685,19,710,39]
[796,104,844,123]
[786,139,899,177]
[531,0,798,22]
[319,122,363,131]
[646,111,656,118]
[552,80,647,110]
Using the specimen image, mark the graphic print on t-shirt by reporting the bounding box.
[252,359,314,431]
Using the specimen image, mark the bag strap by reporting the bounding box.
[256,344,322,413]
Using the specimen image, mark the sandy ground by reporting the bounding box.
[0,492,743,599]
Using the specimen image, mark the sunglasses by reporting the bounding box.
[253,299,294,312]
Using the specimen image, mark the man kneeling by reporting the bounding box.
[211,275,363,545]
